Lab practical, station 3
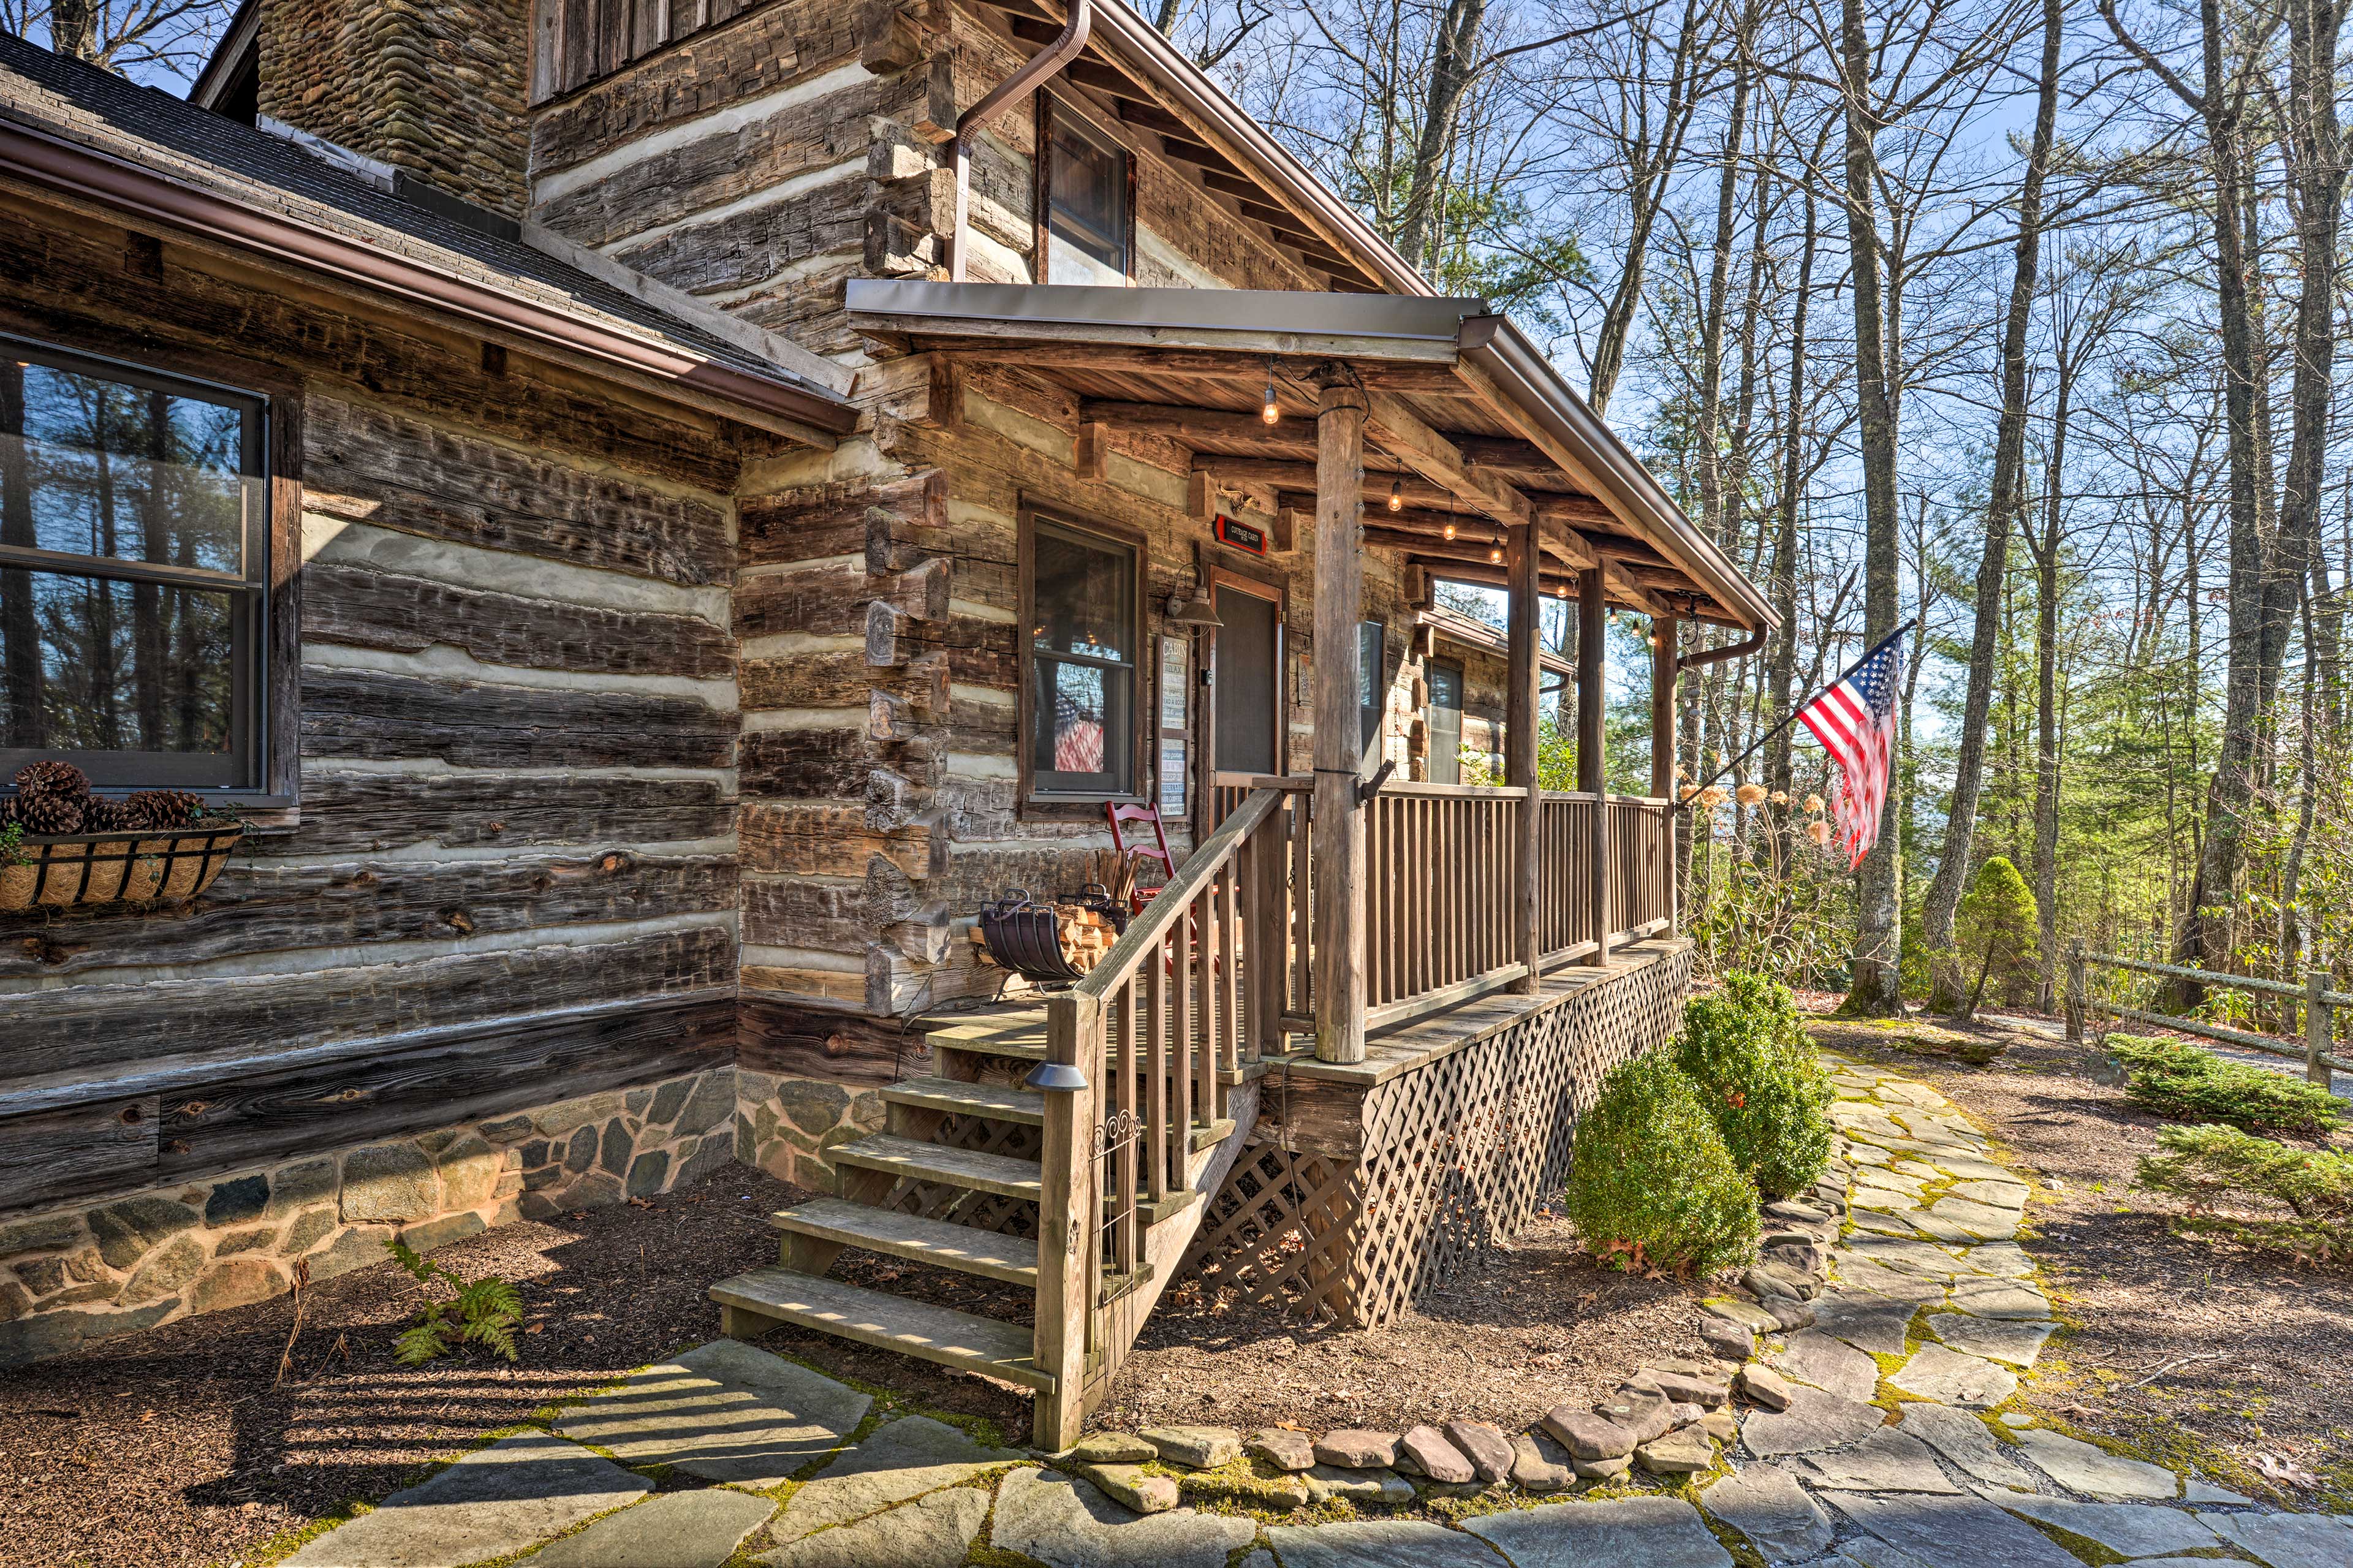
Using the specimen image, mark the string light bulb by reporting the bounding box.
[1607,607,1621,626]
[1260,375,1280,426]
[1387,478,1403,512]
[1488,539,1504,564]
[1442,521,1457,540]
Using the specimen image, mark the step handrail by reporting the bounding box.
[1074,785,1284,1000]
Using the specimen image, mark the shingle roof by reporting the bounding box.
[0,32,852,422]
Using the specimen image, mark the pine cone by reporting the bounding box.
[126,789,203,831]
[0,795,19,833]
[82,797,130,834]
[15,759,89,804]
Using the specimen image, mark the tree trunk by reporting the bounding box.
[1837,0,1904,1016]
[1395,0,1488,271]
[1765,175,1818,801]
[1587,0,1705,414]
[1923,0,2061,1012]
[2030,374,2071,1012]
[1692,13,1753,553]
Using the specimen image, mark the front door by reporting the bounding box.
[1427,660,1463,784]
[1213,581,1283,777]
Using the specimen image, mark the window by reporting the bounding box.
[1042,97,1130,286]
[1,341,268,790]
[1426,661,1463,785]
[1357,621,1384,757]
[1025,515,1139,799]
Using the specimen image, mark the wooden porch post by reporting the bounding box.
[1578,567,1612,966]
[1650,615,1678,932]
[1312,372,1369,1064]
[1506,522,1540,991]
[1031,993,1099,1451]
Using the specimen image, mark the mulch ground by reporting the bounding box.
[0,1162,1028,1568]
[1804,1001,2353,1510]
[1098,1208,1717,1436]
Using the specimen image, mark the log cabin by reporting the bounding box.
[0,0,1773,1442]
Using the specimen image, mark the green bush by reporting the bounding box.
[1677,970,1835,1202]
[1566,1050,1760,1278]
[2103,1032,2346,1135]
[2135,1123,2353,1262]
[1952,856,2039,1013]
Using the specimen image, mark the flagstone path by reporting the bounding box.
[270,1053,2353,1568]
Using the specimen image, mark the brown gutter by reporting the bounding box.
[1677,624,1768,669]
[953,0,1091,282]
[0,118,860,439]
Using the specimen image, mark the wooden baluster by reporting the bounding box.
[1171,912,1192,1191]
[1146,953,1169,1201]
[1219,869,1241,1075]
[1196,884,1219,1123]
[1291,792,1311,1020]
[1251,812,1283,1059]
[1115,977,1139,1274]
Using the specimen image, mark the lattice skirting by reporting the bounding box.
[1180,944,1695,1325]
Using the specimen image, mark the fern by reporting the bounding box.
[382,1238,522,1365]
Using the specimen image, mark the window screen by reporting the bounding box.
[1045,107,1129,286]
[1,343,266,789]
[1029,520,1137,795]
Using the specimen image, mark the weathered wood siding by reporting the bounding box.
[727,355,1417,1048]
[0,200,748,1217]
[525,0,1321,365]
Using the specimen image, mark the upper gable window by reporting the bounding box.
[1042,99,1131,286]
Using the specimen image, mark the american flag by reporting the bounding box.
[1798,629,1905,869]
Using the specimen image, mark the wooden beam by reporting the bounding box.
[1194,455,1454,509]
[1080,398,1320,449]
[1578,566,1612,968]
[1312,373,1369,1066]
[1365,390,1533,529]
[930,345,1464,392]
[1453,354,1761,628]
[1507,522,1541,994]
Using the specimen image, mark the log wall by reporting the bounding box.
[525,0,1322,363]
[0,202,752,1351]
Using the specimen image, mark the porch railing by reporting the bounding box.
[1032,785,1294,1444]
[1029,776,1675,1444]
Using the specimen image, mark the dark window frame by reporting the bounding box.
[1017,504,1148,816]
[1035,90,1136,286]
[1426,657,1464,786]
[0,332,289,801]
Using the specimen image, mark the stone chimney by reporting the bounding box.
[256,0,532,218]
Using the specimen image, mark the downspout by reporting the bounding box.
[951,0,1092,282]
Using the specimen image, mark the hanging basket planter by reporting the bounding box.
[0,825,244,913]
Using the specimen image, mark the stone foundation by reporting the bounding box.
[0,1064,737,1367]
[733,1067,887,1192]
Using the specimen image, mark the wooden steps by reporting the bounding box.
[770,1198,1037,1287]
[883,1075,1044,1125]
[711,1267,1055,1392]
[710,997,1256,1444]
[828,1133,1045,1202]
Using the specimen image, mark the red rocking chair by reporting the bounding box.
[1103,801,1175,914]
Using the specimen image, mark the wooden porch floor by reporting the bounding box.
[925,935,1683,1093]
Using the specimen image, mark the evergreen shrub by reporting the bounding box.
[1565,1050,1760,1277]
[2135,1123,2353,1262]
[2104,1032,2346,1135]
[1677,970,1835,1201]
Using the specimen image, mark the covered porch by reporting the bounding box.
[825,281,1773,1443]
[846,279,1772,1060]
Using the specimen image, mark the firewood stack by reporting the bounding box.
[968,901,1124,972]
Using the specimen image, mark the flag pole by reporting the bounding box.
[1670,621,1914,813]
